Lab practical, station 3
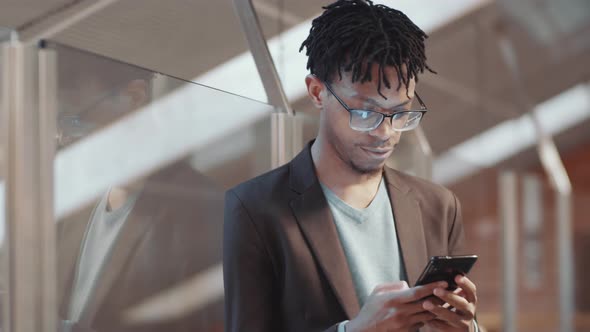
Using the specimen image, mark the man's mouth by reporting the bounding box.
[360,146,394,159]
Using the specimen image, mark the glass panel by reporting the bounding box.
[50,0,269,103]
[0,27,10,42]
[51,42,274,331]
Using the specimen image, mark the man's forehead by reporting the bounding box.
[338,63,413,89]
[335,75,416,108]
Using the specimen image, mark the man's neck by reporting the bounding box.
[311,139,383,209]
[106,179,145,211]
[106,187,129,212]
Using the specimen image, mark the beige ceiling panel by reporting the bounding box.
[0,0,72,29]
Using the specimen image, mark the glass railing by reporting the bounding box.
[0,28,10,42]
[50,41,274,332]
[49,0,268,104]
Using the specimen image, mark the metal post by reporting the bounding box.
[233,0,298,167]
[271,111,302,167]
[2,40,57,332]
[271,112,289,167]
[38,45,58,332]
[232,0,292,115]
[499,171,518,332]
[557,192,574,332]
[0,38,10,332]
[522,174,543,290]
[413,126,433,180]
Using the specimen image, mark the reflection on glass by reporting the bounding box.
[52,0,268,102]
[55,44,154,150]
[51,42,273,332]
[0,27,10,42]
[58,160,226,332]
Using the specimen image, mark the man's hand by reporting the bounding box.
[422,275,478,332]
[346,280,447,332]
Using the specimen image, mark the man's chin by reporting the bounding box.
[350,160,386,175]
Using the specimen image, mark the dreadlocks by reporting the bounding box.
[299,0,435,98]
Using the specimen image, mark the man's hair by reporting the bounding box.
[299,0,435,98]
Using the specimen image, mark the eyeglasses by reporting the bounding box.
[324,82,428,132]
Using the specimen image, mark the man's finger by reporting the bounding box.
[372,281,409,295]
[424,296,448,309]
[456,275,477,304]
[405,311,437,327]
[422,300,463,327]
[425,318,453,330]
[453,287,467,300]
[389,300,432,316]
[429,296,445,305]
[389,281,448,304]
[433,288,474,318]
[409,322,425,332]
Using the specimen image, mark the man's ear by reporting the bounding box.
[305,74,326,110]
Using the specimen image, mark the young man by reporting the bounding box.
[223,1,479,331]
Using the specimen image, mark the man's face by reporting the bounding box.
[318,65,416,175]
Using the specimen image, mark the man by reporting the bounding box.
[223,1,479,332]
[54,44,225,332]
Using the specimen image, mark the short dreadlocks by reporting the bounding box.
[299,0,435,98]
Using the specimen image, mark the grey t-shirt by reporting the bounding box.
[320,178,405,306]
[67,189,139,322]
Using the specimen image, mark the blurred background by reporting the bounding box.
[0,0,589,331]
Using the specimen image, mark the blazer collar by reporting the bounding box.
[288,141,360,318]
[289,140,318,194]
[383,167,428,286]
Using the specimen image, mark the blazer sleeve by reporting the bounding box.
[447,191,467,256]
[223,189,280,332]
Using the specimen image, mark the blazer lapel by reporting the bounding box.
[288,144,360,319]
[383,168,428,286]
[77,189,163,326]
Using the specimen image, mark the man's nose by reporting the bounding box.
[368,117,398,141]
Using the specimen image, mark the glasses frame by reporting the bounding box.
[323,81,428,132]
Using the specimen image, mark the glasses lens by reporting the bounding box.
[349,109,383,131]
[392,111,423,131]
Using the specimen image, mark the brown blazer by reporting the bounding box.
[58,162,225,332]
[223,142,466,332]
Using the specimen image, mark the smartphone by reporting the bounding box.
[415,255,478,290]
